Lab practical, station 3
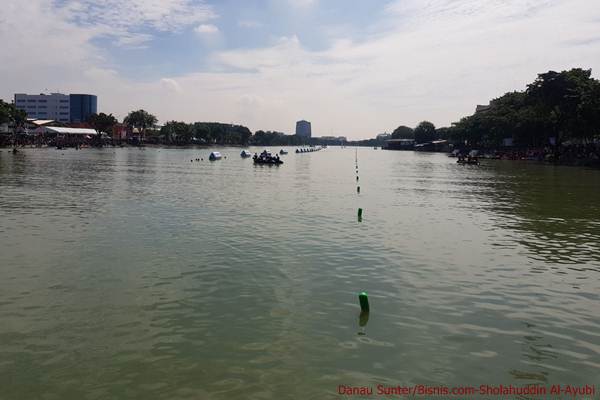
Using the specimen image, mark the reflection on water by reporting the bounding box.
[1,147,599,398]
[358,311,370,336]
[484,162,600,267]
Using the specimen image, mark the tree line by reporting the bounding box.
[390,68,600,148]
[157,121,252,145]
[89,111,253,145]
[89,112,308,146]
[88,110,252,146]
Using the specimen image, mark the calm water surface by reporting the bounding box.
[1,147,600,399]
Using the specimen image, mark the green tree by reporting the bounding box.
[0,100,27,148]
[526,68,594,145]
[123,109,158,144]
[87,112,117,146]
[0,101,10,125]
[436,127,451,140]
[4,101,26,128]
[391,125,414,139]
[414,121,437,143]
[441,68,600,149]
[161,121,193,144]
[578,79,600,142]
[192,122,210,143]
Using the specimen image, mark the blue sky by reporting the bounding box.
[89,0,388,80]
[1,0,599,138]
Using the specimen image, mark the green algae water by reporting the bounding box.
[1,147,600,399]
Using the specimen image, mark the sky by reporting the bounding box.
[1,0,599,139]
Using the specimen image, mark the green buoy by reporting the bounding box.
[357,186,360,193]
[359,292,370,313]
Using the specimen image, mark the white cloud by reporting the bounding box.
[288,0,318,8]
[194,24,219,34]
[60,0,216,46]
[1,0,599,138]
[238,20,263,29]
[176,0,600,135]
[160,78,183,94]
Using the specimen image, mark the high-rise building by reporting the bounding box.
[13,92,98,123]
[295,120,312,138]
[14,93,70,122]
[69,94,98,123]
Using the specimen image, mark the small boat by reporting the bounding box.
[209,151,222,161]
[457,157,480,165]
[279,149,288,155]
[254,157,283,165]
[240,150,252,158]
[253,150,283,165]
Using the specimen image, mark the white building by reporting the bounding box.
[14,93,70,123]
[295,120,312,138]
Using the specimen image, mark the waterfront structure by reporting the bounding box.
[295,120,312,138]
[475,104,492,113]
[384,138,415,150]
[376,133,391,141]
[14,92,97,123]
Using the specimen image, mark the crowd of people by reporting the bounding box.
[253,150,283,164]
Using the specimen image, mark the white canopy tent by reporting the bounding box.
[41,127,100,136]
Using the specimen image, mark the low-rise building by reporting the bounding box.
[475,104,492,113]
[385,138,415,150]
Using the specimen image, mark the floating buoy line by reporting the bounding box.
[354,147,370,331]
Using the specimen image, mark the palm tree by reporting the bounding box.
[88,112,118,147]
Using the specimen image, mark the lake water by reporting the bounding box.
[1,147,599,399]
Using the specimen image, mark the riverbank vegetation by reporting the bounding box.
[151,121,252,145]
[450,68,600,147]
[0,100,27,146]
[389,68,600,148]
